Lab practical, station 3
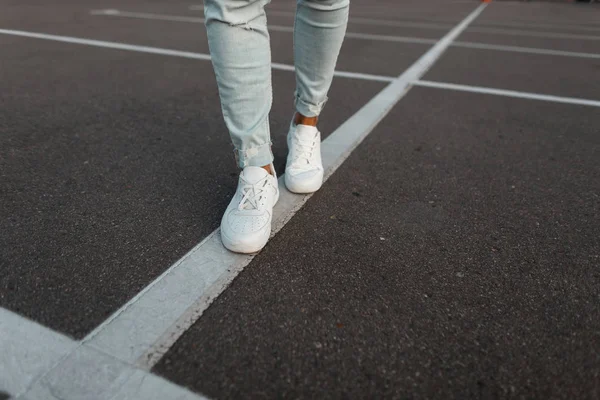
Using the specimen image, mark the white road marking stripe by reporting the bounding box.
[0,308,75,398]
[274,24,600,59]
[342,31,437,45]
[480,19,600,28]
[112,7,600,36]
[0,29,395,83]
[91,9,206,22]
[347,17,450,30]
[473,20,600,32]
[23,346,207,400]
[91,9,600,46]
[468,26,600,41]
[90,9,440,45]
[0,28,212,60]
[0,308,205,400]
[81,3,488,369]
[190,4,600,33]
[414,80,600,108]
[453,41,600,60]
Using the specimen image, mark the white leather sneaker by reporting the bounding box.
[220,165,279,254]
[285,123,324,194]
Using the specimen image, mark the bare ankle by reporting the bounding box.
[294,112,318,127]
[261,164,273,175]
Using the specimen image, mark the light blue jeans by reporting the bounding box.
[204,0,349,168]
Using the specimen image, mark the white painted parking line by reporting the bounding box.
[0,308,205,400]
[453,41,600,60]
[340,31,436,45]
[22,346,207,400]
[474,20,600,33]
[414,80,600,108]
[468,26,600,41]
[80,2,488,369]
[89,9,600,60]
[0,29,395,83]
[484,18,600,28]
[0,28,212,59]
[90,9,440,45]
[0,308,75,398]
[91,9,205,23]
[101,9,600,42]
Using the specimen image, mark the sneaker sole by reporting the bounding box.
[285,173,323,194]
[220,188,280,254]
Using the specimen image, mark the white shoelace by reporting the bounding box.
[238,177,269,211]
[290,135,318,171]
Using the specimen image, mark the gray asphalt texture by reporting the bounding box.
[155,89,600,399]
[0,32,384,337]
[2,0,600,398]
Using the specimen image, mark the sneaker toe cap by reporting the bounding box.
[285,168,323,193]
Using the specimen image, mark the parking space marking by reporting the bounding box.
[90,9,441,45]
[77,2,488,370]
[468,26,600,41]
[485,19,600,28]
[453,41,600,60]
[89,10,600,60]
[414,80,600,108]
[22,346,207,400]
[0,308,205,400]
[102,9,600,42]
[474,21,600,33]
[90,9,205,23]
[0,308,75,398]
[0,29,395,83]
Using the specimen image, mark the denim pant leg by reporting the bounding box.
[204,0,274,168]
[294,0,350,117]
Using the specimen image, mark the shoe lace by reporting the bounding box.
[291,135,317,170]
[238,177,269,211]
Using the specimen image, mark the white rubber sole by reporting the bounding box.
[284,171,324,194]
[220,189,280,254]
[220,227,269,254]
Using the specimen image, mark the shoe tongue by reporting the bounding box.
[242,166,268,184]
[294,124,318,139]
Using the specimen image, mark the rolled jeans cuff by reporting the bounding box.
[234,141,274,168]
[294,92,328,118]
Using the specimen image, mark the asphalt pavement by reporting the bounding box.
[1,0,599,399]
[156,87,600,399]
